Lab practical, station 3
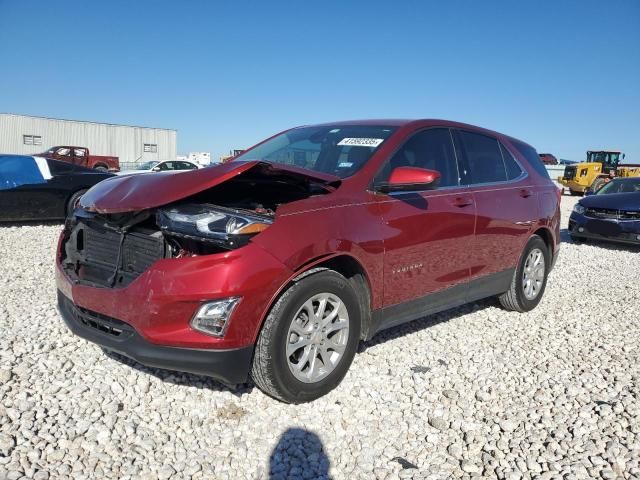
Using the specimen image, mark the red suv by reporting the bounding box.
[57,120,561,403]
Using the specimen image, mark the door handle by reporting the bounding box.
[451,196,473,208]
[519,189,532,198]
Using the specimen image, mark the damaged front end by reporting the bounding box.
[60,161,337,288]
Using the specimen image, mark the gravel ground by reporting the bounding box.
[0,196,639,480]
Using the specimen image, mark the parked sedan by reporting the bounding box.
[118,160,200,175]
[0,155,113,222]
[569,177,640,245]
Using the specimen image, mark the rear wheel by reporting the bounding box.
[94,165,108,172]
[569,189,582,196]
[250,270,361,403]
[589,177,607,194]
[66,189,87,218]
[499,235,549,313]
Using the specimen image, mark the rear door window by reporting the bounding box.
[457,130,507,184]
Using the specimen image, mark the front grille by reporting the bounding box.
[584,208,640,221]
[620,211,640,220]
[563,166,577,180]
[585,208,618,219]
[64,222,167,288]
[74,305,132,337]
[60,293,134,338]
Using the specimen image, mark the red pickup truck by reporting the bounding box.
[41,146,120,172]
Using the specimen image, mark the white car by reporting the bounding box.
[118,160,201,175]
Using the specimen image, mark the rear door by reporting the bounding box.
[376,128,476,310]
[453,129,535,280]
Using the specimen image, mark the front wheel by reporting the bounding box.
[499,235,550,313]
[250,270,361,403]
[66,189,87,218]
[94,165,108,172]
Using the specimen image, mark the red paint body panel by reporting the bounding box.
[374,187,476,306]
[57,241,293,348]
[56,119,561,360]
[79,160,340,213]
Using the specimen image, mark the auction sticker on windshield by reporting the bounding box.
[337,138,384,147]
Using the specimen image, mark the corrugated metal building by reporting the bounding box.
[0,113,177,165]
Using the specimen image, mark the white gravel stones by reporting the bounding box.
[0,196,639,479]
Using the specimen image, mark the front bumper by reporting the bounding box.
[569,213,640,245]
[56,232,294,349]
[58,290,253,385]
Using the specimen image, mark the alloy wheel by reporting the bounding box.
[286,292,350,383]
[522,248,545,300]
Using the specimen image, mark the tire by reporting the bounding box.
[589,177,607,194]
[570,234,584,244]
[66,189,87,218]
[499,235,550,313]
[94,165,108,172]
[569,189,582,196]
[250,270,361,403]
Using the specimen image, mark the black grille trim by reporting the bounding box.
[62,295,134,339]
[584,208,640,221]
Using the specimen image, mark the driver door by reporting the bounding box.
[375,128,475,314]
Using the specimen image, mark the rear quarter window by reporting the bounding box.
[510,140,550,179]
[499,143,524,180]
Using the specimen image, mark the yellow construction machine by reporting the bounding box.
[558,150,640,195]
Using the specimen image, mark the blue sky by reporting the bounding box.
[0,1,638,161]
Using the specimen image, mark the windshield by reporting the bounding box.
[138,161,159,170]
[597,178,640,195]
[234,125,397,178]
[587,151,620,166]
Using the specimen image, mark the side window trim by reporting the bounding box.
[499,141,527,182]
[370,126,465,191]
[453,128,528,187]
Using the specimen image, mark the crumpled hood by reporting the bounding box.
[580,192,640,211]
[80,160,340,214]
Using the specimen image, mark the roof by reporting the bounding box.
[309,119,531,147]
[0,112,176,132]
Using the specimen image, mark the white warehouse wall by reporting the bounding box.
[0,113,177,164]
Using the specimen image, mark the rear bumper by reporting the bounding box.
[58,290,253,385]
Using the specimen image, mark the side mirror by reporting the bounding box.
[151,166,160,172]
[622,153,626,160]
[585,189,594,196]
[376,167,441,193]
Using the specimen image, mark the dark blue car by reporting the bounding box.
[569,177,640,245]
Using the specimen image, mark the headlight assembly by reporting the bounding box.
[573,203,585,215]
[157,204,272,248]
